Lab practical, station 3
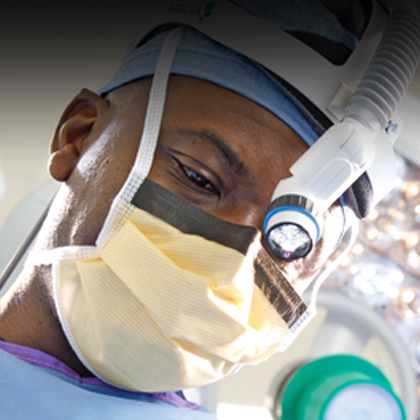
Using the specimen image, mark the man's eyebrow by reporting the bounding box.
[178,128,250,177]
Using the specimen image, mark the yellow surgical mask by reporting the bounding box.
[46,180,312,392]
[27,28,315,393]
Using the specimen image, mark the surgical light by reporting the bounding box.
[265,223,312,261]
[264,119,382,260]
[264,1,420,260]
[264,196,318,260]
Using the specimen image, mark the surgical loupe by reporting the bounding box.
[264,195,319,260]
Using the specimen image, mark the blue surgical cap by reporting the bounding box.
[99,25,328,147]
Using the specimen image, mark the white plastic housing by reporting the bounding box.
[270,119,382,215]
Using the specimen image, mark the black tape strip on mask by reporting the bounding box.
[132,179,257,254]
[254,248,308,326]
[132,179,308,328]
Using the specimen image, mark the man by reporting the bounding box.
[0,1,404,418]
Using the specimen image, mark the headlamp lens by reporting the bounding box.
[266,223,312,260]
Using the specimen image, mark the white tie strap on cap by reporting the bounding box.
[97,27,185,250]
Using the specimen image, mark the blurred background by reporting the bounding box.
[1,1,420,419]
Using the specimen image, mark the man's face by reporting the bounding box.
[48,75,344,284]
[149,76,308,231]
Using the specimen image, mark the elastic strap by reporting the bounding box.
[97,27,185,249]
[119,26,185,204]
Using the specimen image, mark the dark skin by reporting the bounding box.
[0,75,345,377]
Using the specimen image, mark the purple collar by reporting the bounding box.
[0,339,201,410]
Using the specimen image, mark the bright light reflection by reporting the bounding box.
[366,228,378,240]
[352,243,364,255]
[402,181,420,198]
[402,289,416,304]
[340,255,351,267]
[349,265,359,275]
[406,233,419,247]
[396,287,420,321]
[368,208,379,220]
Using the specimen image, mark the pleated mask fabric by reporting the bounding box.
[53,188,311,392]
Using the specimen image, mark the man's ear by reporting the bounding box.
[49,88,108,182]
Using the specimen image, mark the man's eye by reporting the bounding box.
[179,163,220,196]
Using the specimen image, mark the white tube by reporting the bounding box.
[347,1,420,129]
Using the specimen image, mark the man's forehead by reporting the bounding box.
[163,75,307,146]
[159,75,308,184]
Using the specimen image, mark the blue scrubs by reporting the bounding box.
[0,342,218,419]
